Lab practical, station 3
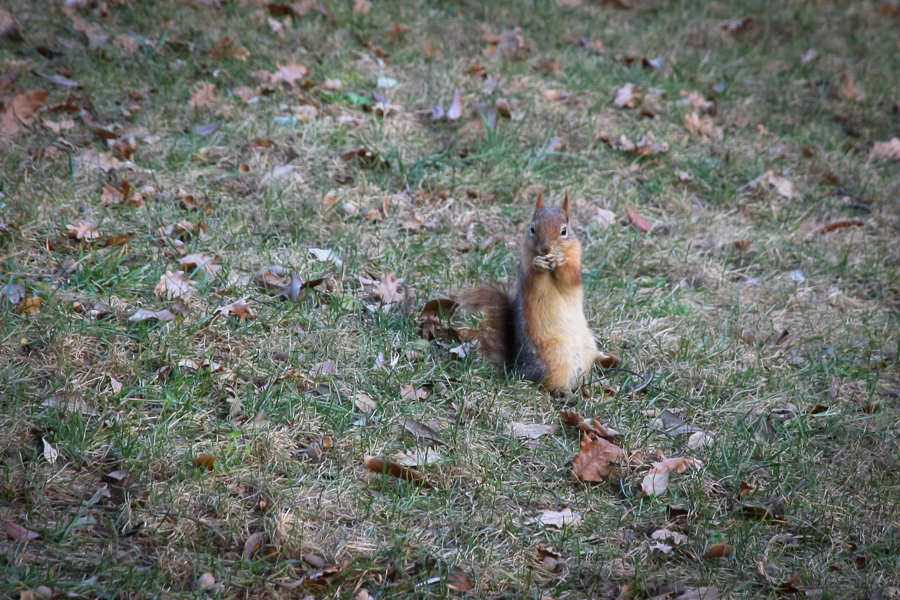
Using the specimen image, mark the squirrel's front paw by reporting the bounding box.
[549,253,567,269]
[533,255,553,272]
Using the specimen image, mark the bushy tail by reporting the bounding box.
[459,284,517,369]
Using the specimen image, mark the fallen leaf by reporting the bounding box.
[700,543,734,559]
[364,456,432,487]
[400,385,429,402]
[720,17,753,33]
[572,433,624,481]
[840,73,865,101]
[530,508,582,528]
[192,121,221,137]
[651,528,688,545]
[679,90,714,112]
[639,456,702,496]
[2,281,25,305]
[113,33,140,54]
[155,270,196,300]
[506,422,558,439]
[374,273,404,305]
[447,88,463,120]
[683,112,723,140]
[1,89,50,135]
[194,455,215,471]
[614,83,636,108]
[625,203,653,232]
[401,419,445,445]
[820,220,864,234]
[869,138,900,162]
[42,438,59,464]
[676,170,694,181]
[214,297,257,321]
[209,36,250,61]
[447,566,474,592]
[392,448,442,466]
[242,531,264,560]
[189,82,216,108]
[0,9,23,41]
[272,59,307,87]
[353,0,372,14]
[179,252,221,275]
[18,295,42,316]
[355,392,378,413]
[739,170,799,199]
[536,57,561,75]
[5,521,40,541]
[687,430,714,450]
[66,221,101,241]
[198,573,216,590]
[34,72,82,88]
[543,89,569,101]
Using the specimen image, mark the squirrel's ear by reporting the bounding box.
[562,190,570,221]
[534,189,544,212]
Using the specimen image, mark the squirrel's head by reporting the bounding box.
[527,189,572,256]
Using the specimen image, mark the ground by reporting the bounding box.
[1,0,899,598]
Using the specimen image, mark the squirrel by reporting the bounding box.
[461,190,600,391]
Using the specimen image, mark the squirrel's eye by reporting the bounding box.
[561,226,567,236]
[529,225,535,235]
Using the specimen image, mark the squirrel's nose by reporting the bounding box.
[539,243,553,255]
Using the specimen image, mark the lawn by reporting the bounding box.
[1,0,899,598]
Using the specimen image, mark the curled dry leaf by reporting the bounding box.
[179,252,221,275]
[18,295,42,316]
[572,433,624,481]
[640,456,703,496]
[739,170,799,199]
[66,221,101,241]
[155,270,196,300]
[194,454,215,471]
[820,220,865,234]
[614,83,636,108]
[392,448,442,467]
[242,531,264,560]
[679,90,714,112]
[214,297,257,321]
[1,89,49,136]
[373,273,404,305]
[592,208,617,229]
[401,419,445,445]
[683,112,723,140]
[129,299,187,322]
[530,508,581,528]
[189,82,216,109]
[6,521,40,541]
[625,203,653,232]
[447,566,474,593]
[700,543,734,559]
[364,455,432,487]
[400,384,428,401]
[651,528,688,545]
[506,422,558,439]
[869,138,900,162]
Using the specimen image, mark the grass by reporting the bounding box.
[1,0,900,598]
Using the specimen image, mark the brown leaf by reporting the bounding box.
[364,456,432,487]
[679,90,714,112]
[214,297,257,321]
[194,454,216,471]
[179,252,221,275]
[595,351,620,368]
[400,384,429,402]
[447,566,474,592]
[18,296,42,316]
[374,273,404,305]
[392,448,442,466]
[1,89,49,136]
[683,112,723,140]
[272,59,308,87]
[447,88,463,120]
[624,203,653,232]
[66,221,101,241]
[242,531,264,560]
[572,433,624,481]
[209,36,250,61]
[820,220,864,234]
[310,360,336,376]
[113,33,140,54]
[155,270,196,300]
[254,266,288,290]
[401,419,445,445]
[129,300,187,322]
[190,82,216,109]
[353,0,372,14]
[543,89,569,101]
[700,543,734,559]
[386,23,410,41]
[536,57,561,75]
[840,73,865,101]
[355,392,377,413]
[739,170,799,199]
[639,456,703,496]
[5,521,40,541]
[869,138,900,162]
[0,10,23,41]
